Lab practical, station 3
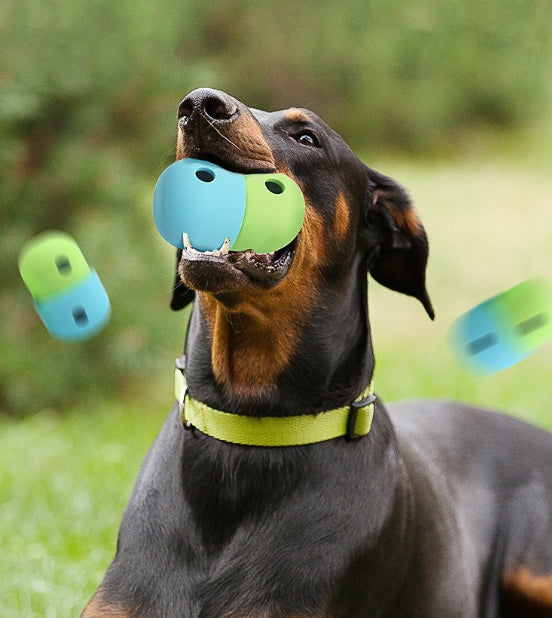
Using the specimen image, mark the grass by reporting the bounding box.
[0,404,167,617]
[1,159,552,615]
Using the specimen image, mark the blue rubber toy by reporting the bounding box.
[152,159,305,253]
[18,231,111,342]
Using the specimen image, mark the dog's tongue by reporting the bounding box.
[242,250,274,264]
[152,158,305,255]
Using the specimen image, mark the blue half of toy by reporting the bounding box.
[450,297,528,374]
[35,271,111,342]
[153,159,246,251]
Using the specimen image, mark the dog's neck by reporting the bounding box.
[183,270,374,416]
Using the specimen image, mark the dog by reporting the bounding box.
[83,88,552,617]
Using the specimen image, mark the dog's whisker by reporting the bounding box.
[200,111,242,151]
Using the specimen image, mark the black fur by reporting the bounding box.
[83,89,552,617]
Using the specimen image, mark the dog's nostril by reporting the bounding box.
[203,95,237,121]
[177,98,193,120]
[178,89,238,125]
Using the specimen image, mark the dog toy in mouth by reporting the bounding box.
[18,231,111,342]
[450,278,552,373]
[152,158,305,254]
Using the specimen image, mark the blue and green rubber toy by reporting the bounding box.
[18,231,111,342]
[450,278,552,374]
[152,158,306,253]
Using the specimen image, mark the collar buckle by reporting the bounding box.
[347,393,377,440]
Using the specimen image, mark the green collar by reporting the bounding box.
[174,357,375,447]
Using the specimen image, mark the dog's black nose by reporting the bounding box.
[178,88,238,124]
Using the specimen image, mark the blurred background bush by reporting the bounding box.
[2,0,552,415]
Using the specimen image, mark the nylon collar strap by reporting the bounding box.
[174,357,376,447]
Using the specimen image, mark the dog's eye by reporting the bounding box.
[295,131,319,147]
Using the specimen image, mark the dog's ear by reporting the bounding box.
[363,167,434,319]
[170,249,195,310]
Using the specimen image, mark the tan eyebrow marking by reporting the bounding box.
[285,108,312,124]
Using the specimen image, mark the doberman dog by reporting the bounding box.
[83,88,552,617]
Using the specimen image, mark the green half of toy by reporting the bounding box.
[231,173,305,253]
[18,231,91,300]
[497,277,552,352]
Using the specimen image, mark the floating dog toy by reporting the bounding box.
[18,231,111,341]
[152,158,305,253]
[450,278,552,373]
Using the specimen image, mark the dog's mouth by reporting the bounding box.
[180,231,298,290]
[175,142,300,292]
[177,148,301,291]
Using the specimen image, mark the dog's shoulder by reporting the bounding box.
[387,399,552,594]
[387,398,552,475]
[389,397,550,443]
[387,398,552,547]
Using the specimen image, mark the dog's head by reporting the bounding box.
[170,88,433,320]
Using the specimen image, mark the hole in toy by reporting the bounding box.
[265,180,284,195]
[196,169,215,183]
[515,312,549,337]
[55,255,72,275]
[72,306,89,327]
[465,331,499,355]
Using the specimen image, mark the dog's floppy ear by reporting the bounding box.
[363,166,434,319]
[170,249,195,310]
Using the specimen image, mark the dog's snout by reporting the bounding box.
[178,88,238,124]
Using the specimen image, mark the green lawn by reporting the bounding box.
[0,403,168,617]
[1,160,552,616]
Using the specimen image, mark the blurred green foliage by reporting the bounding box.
[2,0,552,414]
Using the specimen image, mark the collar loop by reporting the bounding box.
[347,393,377,440]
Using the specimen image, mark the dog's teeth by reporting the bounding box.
[182,232,230,257]
[183,233,193,251]
[220,238,230,256]
[183,233,230,257]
